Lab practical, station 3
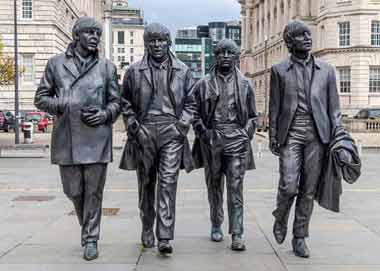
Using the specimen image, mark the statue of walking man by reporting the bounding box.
[192,39,257,251]
[119,23,196,254]
[34,17,120,260]
[269,20,342,258]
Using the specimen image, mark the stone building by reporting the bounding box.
[110,0,144,82]
[0,0,104,111]
[238,0,380,116]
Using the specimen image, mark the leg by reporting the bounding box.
[155,139,183,241]
[293,139,325,238]
[137,165,157,247]
[59,165,84,227]
[81,163,107,245]
[205,164,224,230]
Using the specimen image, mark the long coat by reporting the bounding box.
[119,53,196,173]
[191,68,258,171]
[269,56,342,145]
[34,45,120,165]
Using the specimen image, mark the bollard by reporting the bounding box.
[23,122,33,144]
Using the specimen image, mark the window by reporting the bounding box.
[118,56,125,62]
[130,39,134,45]
[22,0,33,19]
[338,22,350,47]
[370,67,380,93]
[130,48,134,54]
[130,31,134,37]
[371,21,380,46]
[130,56,134,63]
[338,67,351,93]
[21,54,34,82]
[117,47,125,54]
[117,31,125,44]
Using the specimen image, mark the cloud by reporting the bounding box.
[127,0,240,35]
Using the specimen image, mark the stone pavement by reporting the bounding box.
[0,145,380,270]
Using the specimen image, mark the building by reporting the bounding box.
[0,0,104,111]
[238,0,380,116]
[175,21,241,80]
[110,0,145,82]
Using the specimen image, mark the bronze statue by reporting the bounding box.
[119,23,196,254]
[192,39,257,251]
[34,17,120,261]
[269,20,342,258]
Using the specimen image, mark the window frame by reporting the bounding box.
[338,21,350,47]
[337,66,351,93]
[371,21,380,47]
[21,0,33,20]
[21,54,35,83]
[369,66,380,93]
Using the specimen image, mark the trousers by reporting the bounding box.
[137,120,184,240]
[59,163,107,246]
[273,114,326,238]
[204,127,249,235]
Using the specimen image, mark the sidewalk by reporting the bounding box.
[0,149,380,270]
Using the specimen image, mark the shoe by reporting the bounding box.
[211,227,223,242]
[158,240,173,254]
[292,237,310,258]
[231,234,246,251]
[273,220,287,244]
[83,242,98,261]
[141,229,155,248]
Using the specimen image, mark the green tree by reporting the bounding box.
[0,39,15,85]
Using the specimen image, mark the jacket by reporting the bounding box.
[34,44,120,165]
[191,67,257,171]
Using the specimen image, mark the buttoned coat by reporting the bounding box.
[269,56,342,145]
[119,53,196,172]
[191,68,258,171]
[34,45,120,165]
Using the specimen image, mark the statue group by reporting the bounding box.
[34,17,361,261]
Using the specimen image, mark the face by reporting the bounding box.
[77,28,101,53]
[291,27,312,53]
[146,34,170,61]
[216,48,237,69]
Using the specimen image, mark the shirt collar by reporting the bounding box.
[149,57,169,70]
[217,70,234,83]
[291,54,312,66]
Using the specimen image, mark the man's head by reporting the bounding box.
[72,16,103,53]
[214,39,240,70]
[283,20,312,55]
[144,23,172,62]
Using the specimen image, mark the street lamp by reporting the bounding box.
[263,35,269,131]
[14,0,20,144]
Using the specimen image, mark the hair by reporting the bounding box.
[143,23,172,46]
[283,20,311,53]
[213,39,240,56]
[72,16,103,40]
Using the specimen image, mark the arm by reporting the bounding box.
[328,65,342,137]
[244,81,258,140]
[191,80,208,138]
[176,69,197,136]
[34,58,65,115]
[269,66,281,155]
[121,67,139,135]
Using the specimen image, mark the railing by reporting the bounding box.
[342,118,380,132]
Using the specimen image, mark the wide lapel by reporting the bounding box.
[63,57,80,80]
[285,58,299,113]
[235,69,246,124]
[309,57,322,103]
[138,55,154,119]
[206,72,220,125]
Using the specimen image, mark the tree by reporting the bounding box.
[0,39,15,85]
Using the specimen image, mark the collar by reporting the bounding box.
[65,42,99,59]
[286,54,320,71]
[217,70,234,83]
[149,56,169,70]
[139,51,181,71]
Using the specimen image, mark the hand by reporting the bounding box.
[269,138,280,156]
[81,107,107,127]
[127,120,140,137]
[56,95,69,114]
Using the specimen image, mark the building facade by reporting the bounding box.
[110,0,144,82]
[238,0,380,116]
[0,0,104,111]
[175,21,241,80]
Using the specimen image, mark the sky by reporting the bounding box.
[127,0,241,37]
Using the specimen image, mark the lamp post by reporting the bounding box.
[14,0,20,144]
[263,35,269,131]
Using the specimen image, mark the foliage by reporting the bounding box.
[0,39,15,85]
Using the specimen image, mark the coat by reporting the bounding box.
[315,127,361,212]
[269,56,342,145]
[119,52,196,173]
[191,67,258,171]
[34,45,120,165]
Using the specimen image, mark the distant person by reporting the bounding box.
[192,39,257,251]
[34,17,120,261]
[119,23,196,254]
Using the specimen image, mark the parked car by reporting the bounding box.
[21,111,50,132]
[0,111,15,132]
[353,108,380,119]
